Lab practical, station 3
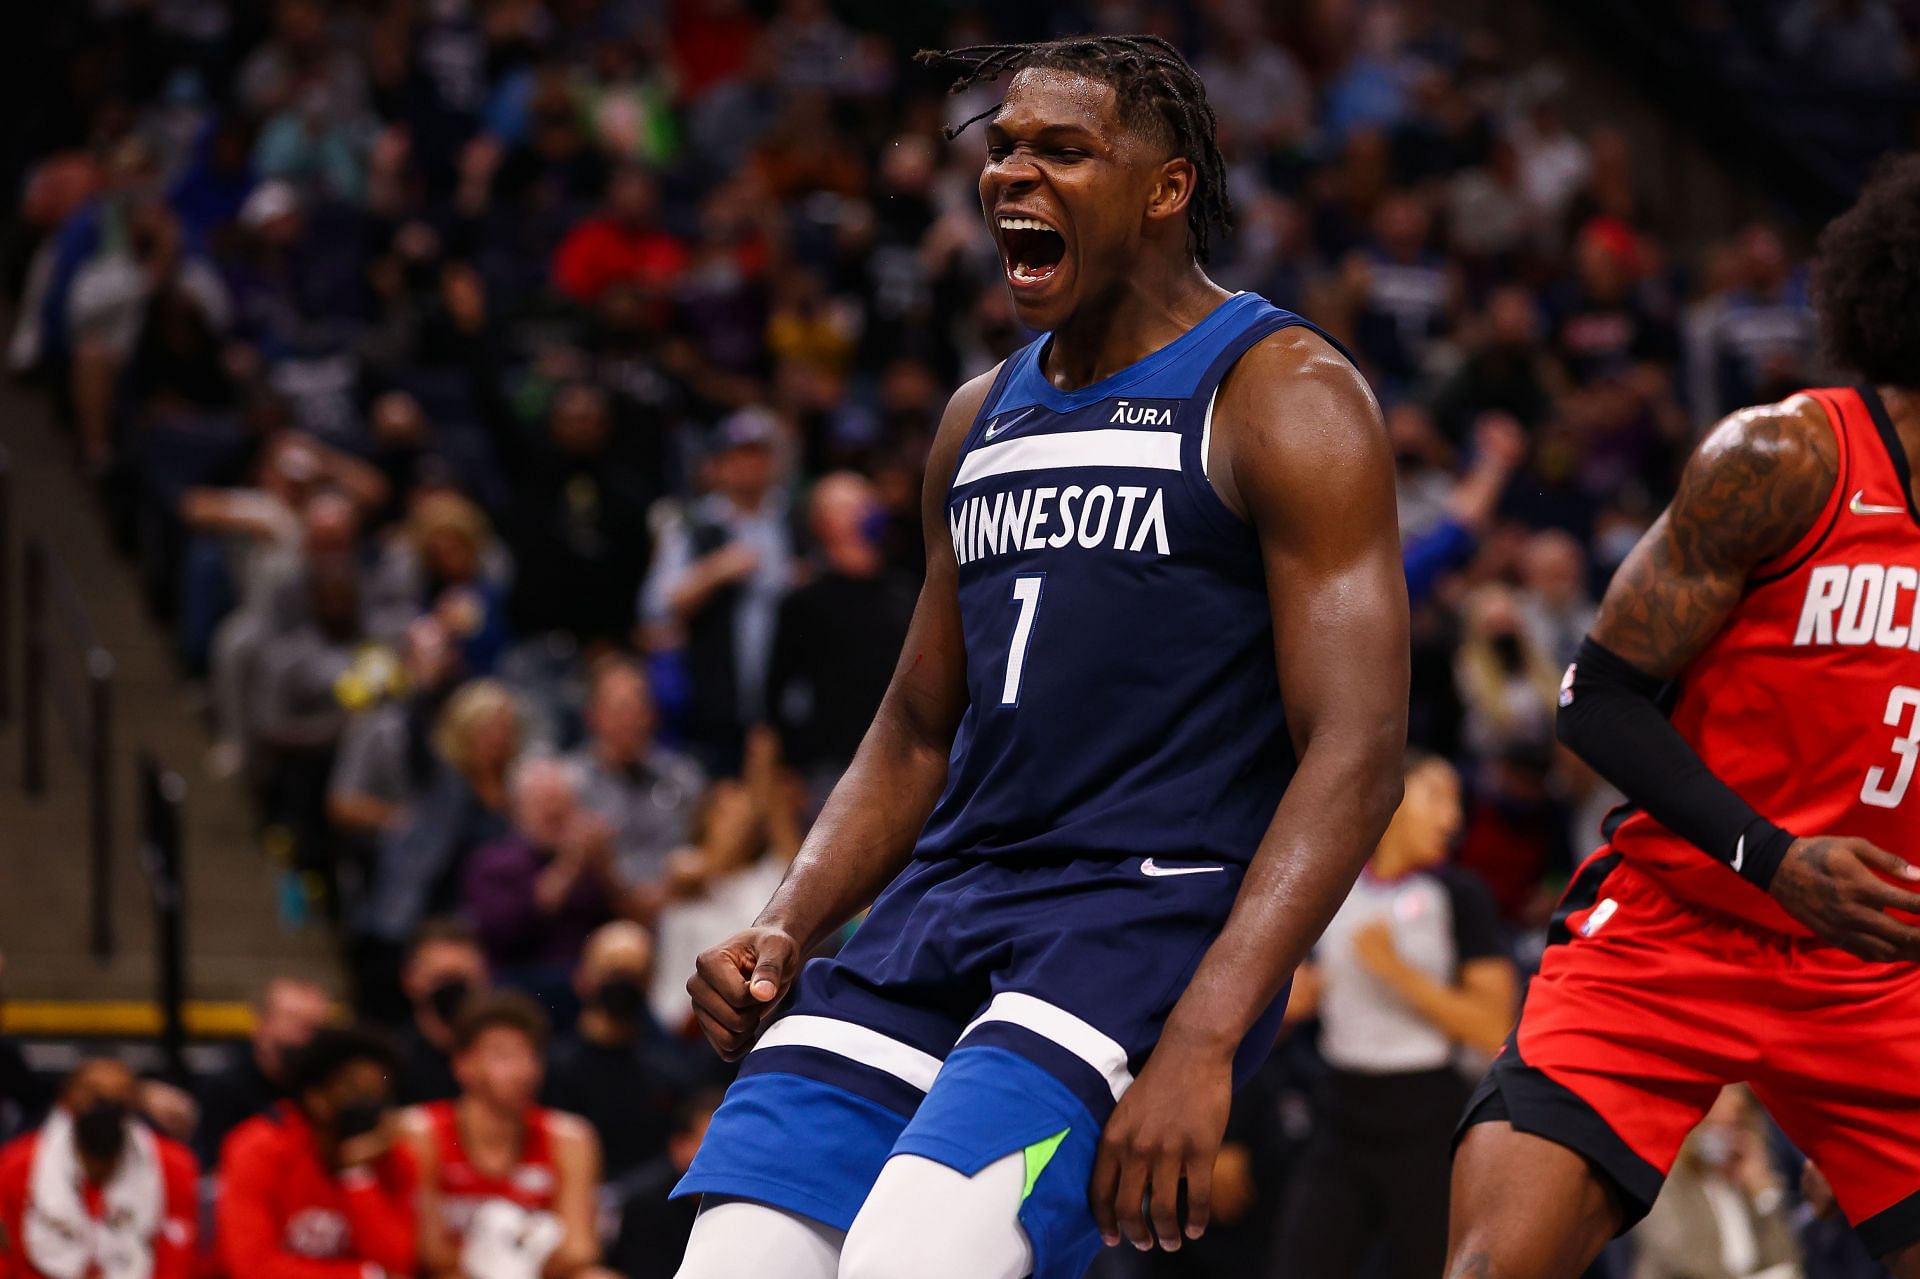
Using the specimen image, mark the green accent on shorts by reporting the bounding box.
[1022,1130,1071,1202]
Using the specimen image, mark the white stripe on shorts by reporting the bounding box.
[958,992,1135,1101]
[752,1014,944,1092]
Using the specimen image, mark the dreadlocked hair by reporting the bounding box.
[915,35,1233,264]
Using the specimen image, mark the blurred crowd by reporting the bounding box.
[6,0,1918,1275]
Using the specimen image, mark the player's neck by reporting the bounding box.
[1877,385,1920,487]
[458,1095,525,1152]
[1043,262,1230,392]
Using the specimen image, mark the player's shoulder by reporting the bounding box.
[1693,393,1840,483]
[540,1107,595,1147]
[1211,322,1388,516]
[220,1109,286,1164]
[1217,323,1381,440]
[1678,394,1841,552]
[938,361,1008,434]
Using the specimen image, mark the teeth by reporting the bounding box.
[998,216,1054,232]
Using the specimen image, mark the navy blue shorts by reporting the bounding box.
[673,853,1289,1279]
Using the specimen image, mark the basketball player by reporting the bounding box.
[1448,156,1920,1278]
[670,36,1409,1279]
[402,994,605,1279]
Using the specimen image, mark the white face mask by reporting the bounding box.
[1694,1126,1736,1169]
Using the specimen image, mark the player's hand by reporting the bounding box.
[337,1111,397,1169]
[1089,1035,1232,1253]
[1770,836,1920,962]
[687,925,802,1061]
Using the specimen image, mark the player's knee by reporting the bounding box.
[675,1199,844,1279]
[839,1155,1031,1279]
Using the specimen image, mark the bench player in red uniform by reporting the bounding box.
[1447,155,1920,1278]
[403,993,605,1279]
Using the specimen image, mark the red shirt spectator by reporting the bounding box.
[219,1104,418,1279]
[217,1027,418,1279]
[669,0,761,100]
[552,167,689,304]
[0,1063,199,1279]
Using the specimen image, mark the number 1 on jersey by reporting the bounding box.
[1862,685,1920,809]
[1000,575,1045,706]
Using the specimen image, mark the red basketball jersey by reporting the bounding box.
[422,1100,559,1242]
[1608,386,1920,934]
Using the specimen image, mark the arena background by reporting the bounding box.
[0,0,1915,1276]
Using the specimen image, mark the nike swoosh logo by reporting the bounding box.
[1731,834,1745,873]
[983,407,1037,441]
[1850,490,1909,517]
[1140,858,1225,878]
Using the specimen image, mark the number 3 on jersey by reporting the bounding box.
[1863,685,1920,809]
[1000,575,1045,707]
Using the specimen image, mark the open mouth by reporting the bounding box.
[998,215,1066,287]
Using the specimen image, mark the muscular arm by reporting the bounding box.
[752,368,986,949]
[1093,329,1409,1251]
[1165,328,1410,1058]
[686,367,994,1058]
[1589,397,1837,677]
[1565,396,1920,957]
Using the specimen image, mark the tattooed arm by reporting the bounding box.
[1591,397,1837,674]
[1568,396,1920,960]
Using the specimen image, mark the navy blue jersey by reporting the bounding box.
[916,292,1330,868]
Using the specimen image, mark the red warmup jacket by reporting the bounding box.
[216,1104,418,1279]
[0,1125,200,1279]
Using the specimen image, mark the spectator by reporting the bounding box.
[605,1088,724,1279]
[464,757,622,997]
[1402,414,1529,608]
[545,922,693,1182]
[1455,743,1575,930]
[1632,1086,1803,1279]
[216,1027,416,1279]
[640,408,795,771]
[1343,191,1459,391]
[499,384,659,646]
[648,728,803,1029]
[1515,529,1597,669]
[328,615,464,840]
[405,994,604,1279]
[1431,284,1559,442]
[0,1060,199,1279]
[195,976,335,1166]
[1276,754,1516,1279]
[395,919,492,1105]
[192,451,380,767]
[552,164,689,305]
[1550,218,1675,387]
[1700,224,1819,416]
[765,471,915,809]
[360,678,522,954]
[371,491,511,677]
[1455,583,1563,759]
[567,656,707,908]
